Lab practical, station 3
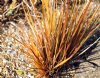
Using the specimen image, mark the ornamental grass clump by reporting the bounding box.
[14,0,100,78]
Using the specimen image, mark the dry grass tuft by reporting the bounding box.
[13,0,100,78]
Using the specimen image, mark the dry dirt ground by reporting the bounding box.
[74,42,100,78]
